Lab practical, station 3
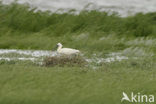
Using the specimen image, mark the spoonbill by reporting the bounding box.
[55,43,80,55]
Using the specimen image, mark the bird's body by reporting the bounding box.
[56,43,80,55]
[57,48,80,55]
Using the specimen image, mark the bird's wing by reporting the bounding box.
[62,48,79,52]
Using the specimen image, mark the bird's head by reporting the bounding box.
[57,43,63,48]
[52,43,63,51]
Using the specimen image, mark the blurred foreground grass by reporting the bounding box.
[0,58,156,104]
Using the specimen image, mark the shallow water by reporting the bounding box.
[0,49,57,57]
[86,54,128,63]
[0,49,129,64]
[2,0,156,16]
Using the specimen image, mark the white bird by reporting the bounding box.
[55,43,80,55]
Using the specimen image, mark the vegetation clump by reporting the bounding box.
[43,56,87,67]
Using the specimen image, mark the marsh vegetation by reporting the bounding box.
[0,2,156,104]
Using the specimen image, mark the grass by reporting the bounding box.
[0,59,156,104]
[0,1,156,52]
[0,1,156,104]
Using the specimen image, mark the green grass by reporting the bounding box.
[0,1,156,52]
[0,1,156,104]
[0,59,156,104]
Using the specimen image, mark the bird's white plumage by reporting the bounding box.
[56,43,80,55]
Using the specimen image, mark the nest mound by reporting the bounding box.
[43,56,87,67]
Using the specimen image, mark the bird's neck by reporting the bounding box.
[57,46,62,51]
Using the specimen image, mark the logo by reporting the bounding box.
[121,92,154,103]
